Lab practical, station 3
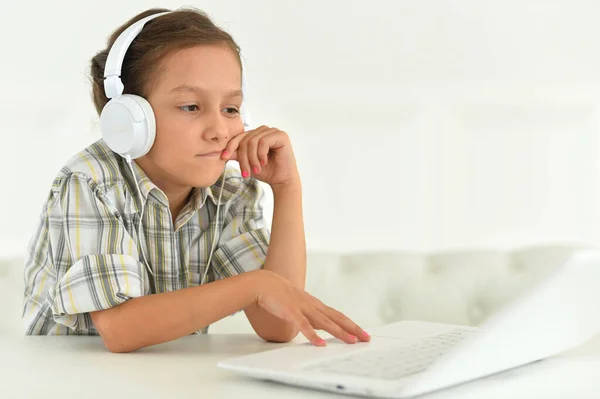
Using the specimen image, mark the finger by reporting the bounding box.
[307,308,358,344]
[247,128,279,173]
[256,128,282,166]
[257,136,270,167]
[247,133,262,176]
[293,312,327,346]
[323,305,371,342]
[238,127,275,177]
[237,135,251,179]
[223,126,270,169]
[221,131,247,161]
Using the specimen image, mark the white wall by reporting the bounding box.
[1,0,600,256]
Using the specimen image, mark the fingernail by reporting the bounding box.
[348,334,357,342]
[362,331,370,339]
[222,150,229,158]
[242,170,249,178]
[318,338,327,346]
[253,166,259,174]
[260,159,266,166]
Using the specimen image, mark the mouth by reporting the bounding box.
[196,150,223,158]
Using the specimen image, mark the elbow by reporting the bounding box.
[98,325,136,353]
[264,336,295,344]
[90,309,137,353]
[102,336,135,353]
[259,325,300,344]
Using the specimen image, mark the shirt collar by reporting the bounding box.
[129,160,160,204]
[201,168,240,207]
[123,158,222,214]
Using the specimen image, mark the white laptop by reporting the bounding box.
[218,249,600,398]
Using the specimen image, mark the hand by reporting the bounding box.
[252,269,371,346]
[221,126,300,188]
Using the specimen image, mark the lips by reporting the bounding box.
[196,150,224,157]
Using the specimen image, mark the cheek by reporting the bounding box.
[149,124,196,161]
[154,113,194,145]
[229,115,246,135]
[230,124,246,139]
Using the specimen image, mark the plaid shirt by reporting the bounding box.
[22,139,270,335]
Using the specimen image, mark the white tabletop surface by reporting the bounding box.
[1,332,600,399]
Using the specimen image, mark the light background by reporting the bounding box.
[1,0,600,256]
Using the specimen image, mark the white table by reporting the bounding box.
[1,333,600,398]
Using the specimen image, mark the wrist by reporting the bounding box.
[271,178,302,196]
[245,269,270,304]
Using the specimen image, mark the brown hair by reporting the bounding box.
[89,7,242,116]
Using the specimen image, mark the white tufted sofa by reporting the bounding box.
[0,244,590,336]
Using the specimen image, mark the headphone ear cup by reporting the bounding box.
[100,94,156,159]
[128,95,156,158]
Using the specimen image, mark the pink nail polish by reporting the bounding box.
[253,166,259,174]
[260,160,266,166]
[222,150,229,157]
[318,338,327,346]
[242,170,249,178]
[362,331,370,339]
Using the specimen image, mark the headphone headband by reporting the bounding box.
[103,12,170,99]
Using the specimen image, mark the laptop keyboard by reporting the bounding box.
[303,329,474,380]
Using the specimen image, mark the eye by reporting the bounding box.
[223,107,240,115]
[179,105,199,112]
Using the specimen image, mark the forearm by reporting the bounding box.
[91,270,260,353]
[245,181,306,342]
[263,181,306,287]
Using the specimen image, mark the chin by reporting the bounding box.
[185,168,225,188]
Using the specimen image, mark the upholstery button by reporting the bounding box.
[428,263,440,274]
[470,304,484,324]
[380,303,397,323]
[512,261,525,272]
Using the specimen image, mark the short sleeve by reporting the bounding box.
[210,177,271,280]
[22,172,150,333]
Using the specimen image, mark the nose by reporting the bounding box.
[202,109,229,143]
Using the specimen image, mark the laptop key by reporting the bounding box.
[303,329,474,380]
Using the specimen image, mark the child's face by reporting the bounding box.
[143,43,244,189]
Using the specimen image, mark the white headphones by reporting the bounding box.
[100,11,250,160]
[100,11,248,288]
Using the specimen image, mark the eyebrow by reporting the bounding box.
[169,85,243,98]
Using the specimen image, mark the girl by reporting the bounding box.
[22,7,370,352]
